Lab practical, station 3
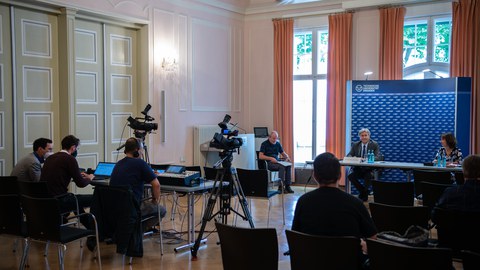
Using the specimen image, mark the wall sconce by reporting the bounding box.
[364,71,373,80]
[161,57,177,73]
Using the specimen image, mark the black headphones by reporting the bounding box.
[133,138,142,158]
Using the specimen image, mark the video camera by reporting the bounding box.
[127,104,158,133]
[209,114,243,151]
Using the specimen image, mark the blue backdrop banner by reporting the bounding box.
[345,78,471,191]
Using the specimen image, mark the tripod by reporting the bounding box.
[190,150,255,258]
[134,130,151,164]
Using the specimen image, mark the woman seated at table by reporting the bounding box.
[433,133,463,165]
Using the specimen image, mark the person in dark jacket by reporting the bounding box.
[41,135,94,228]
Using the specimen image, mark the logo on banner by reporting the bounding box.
[355,84,380,93]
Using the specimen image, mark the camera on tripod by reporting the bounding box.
[209,114,243,151]
[127,104,158,134]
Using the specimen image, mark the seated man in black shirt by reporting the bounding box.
[259,131,294,193]
[292,152,377,265]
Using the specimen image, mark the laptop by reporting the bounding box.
[93,162,116,180]
[254,127,269,138]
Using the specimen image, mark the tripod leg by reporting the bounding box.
[230,168,255,228]
[191,171,224,258]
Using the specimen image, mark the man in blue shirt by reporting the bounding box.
[259,131,293,193]
[110,137,167,225]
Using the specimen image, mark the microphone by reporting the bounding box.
[116,143,126,151]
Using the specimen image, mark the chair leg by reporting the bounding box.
[157,205,164,256]
[44,241,49,257]
[19,239,29,270]
[58,244,66,270]
[267,199,271,227]
[281,189,285,225]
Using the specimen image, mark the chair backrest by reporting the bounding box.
[367,239,453,270]
[412,170,453,197]
[420,182,453,211]
[215,222,278,270]
[0,176,19,195]
[20,194,62,242]
[203,166,218,180]
[286,230,360,270]
[454,171,464,185]
[433,207,480,254]
[0,194,24,236]
[91,184,148,257]
[256,151,268,170]
[462,250,480,270]
[18,180,51,198]
[372,180,414,206]
[369,202,430,234]
[236,168,271,198]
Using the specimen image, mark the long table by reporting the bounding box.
[92,179,221,252]
[339,160,463,193]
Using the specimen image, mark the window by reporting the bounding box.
[403,16,452,79]
[293,29,328,164]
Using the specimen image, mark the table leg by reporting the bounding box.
[174,192,207,252]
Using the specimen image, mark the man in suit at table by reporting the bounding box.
[347,128,382,201]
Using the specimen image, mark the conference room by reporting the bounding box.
[1,0,479,269]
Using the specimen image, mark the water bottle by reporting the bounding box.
[442,155,447,167]
[368,150,374,164]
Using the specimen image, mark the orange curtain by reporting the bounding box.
[273,18,294,161]
[451,0,480,154]
[326,13,353,160]
[379,7,406,80]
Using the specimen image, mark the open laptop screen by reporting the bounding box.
[94,162,116,177]
[166,165,186,174]
[254,127,269,138]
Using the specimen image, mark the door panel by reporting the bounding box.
[14,8,59,162]
[0,5,12,175]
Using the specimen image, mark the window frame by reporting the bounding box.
[293,27,328,165]
[403,15,452,78]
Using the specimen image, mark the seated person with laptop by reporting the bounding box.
[259,131,294,194]
[109,137,167,222]
[91,162,116,180]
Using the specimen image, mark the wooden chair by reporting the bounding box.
[461,250,480,270]
[372,180,414,206]
[286,230,361,270]
[90,185,163,260]
[420,182,453,212]
[367,238,453,270]
[236,168,284,226]
[0,176,19,195]
[215,222,278,270]
[432,207,480,256]
[369,202,430,234]
[412,170,453,198]
[20,195,102,270]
